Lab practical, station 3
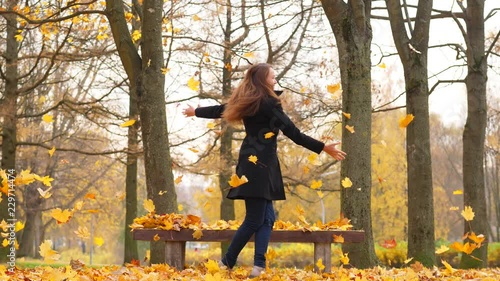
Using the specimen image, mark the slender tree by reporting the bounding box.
[321,0,378,267]
[385,0,435,266]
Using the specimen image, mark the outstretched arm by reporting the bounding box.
[183,104,225,119]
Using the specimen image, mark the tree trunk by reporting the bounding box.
[18,186,43,258]
[460,0,488,268]
[140,0,178,264]
[0,0,19,263]
[386,0,435,266]
[321,0,377,268]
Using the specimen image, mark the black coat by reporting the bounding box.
[195,95,324,201]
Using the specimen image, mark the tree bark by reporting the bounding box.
[140,0,178,263]
[460,0,488,268]
[386,0,436,266]
[0,0,19,263]
[321,0,378,268]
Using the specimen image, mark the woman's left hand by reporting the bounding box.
[182,105,196,117]
[323,142,346,161]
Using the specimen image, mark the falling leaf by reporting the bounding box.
[316,258,325,272]
[317,191,324,199]
[339,252,349,265]
[453,190,463,195]
[192,229,203,240]
[225,63,232,71]
[435,245,449,254]
[205,187,215,193]
[143,199,155,213]
[39,240,61,262]
[449,206,459,211]
[310,179,322,190]
[461,206,475,221]
[228,174,248,188]
[399,114,414,128]
[342,112,351,119]
[39,176,54,187]
[188,148,199,153]
[248,155,258,164]
[158,190,167,195]
[73,201,84,211]
[207,122,216,129]
[42,114,54,123]
[264,132,275,139]
[74,226,90,239]
[14,221,24,232]
[175,175,183,184]
[380,239,397,249]
[327,83,341,94]
[333,234,344,243]
[37,187,53,199]
[296,205,305,216]
[404,257,414,264]
[204,259,220,274]
[178,204,183,212]
[51,208,73,224]
[243,52,255,58]
[441,260,455,275]
[94,236,104,247]
[120,119,136,127]
[345,125,355,133]
[378,62,387,69]
[161,67,170,75]
[341,177,353,188]
[307,154,318,164]
[192,14,201,21]
[48,146,56,157]
[115,191,126,200]
[85,193,96,200]
[153,234,160,241]
[187,77,200,91]
[131,30,141,42]
[468,232,485,246]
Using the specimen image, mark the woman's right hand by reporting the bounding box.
[323,142,346,161]
[182,105,196,117]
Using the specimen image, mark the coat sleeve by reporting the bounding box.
[195,104,225,119]
[265,102,324,154]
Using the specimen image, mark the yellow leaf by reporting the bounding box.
[175,175,183,184]
[39,240,61,262]
[15,33,23,42]
[228,174,248,188]
[143,199,155,213]
[399,114,414,128]
[39,175,54,187]
[124,12,134,21]
[93,236,104,247]
[264,132,275,139]
[435,245,449,254]
[178,204,183,212]
[333,234,344,243]
[48,146,56,157]
[187,77,200,91]
[192,229,203,240]
[378,62,387,69]
[316,258,325,272]
[225,63,232,71]
[42,114,54,123]
[461,206,475,221]
[207,122,216,129]
[84,193,96,200]
[153,234,160,241]
[51,208,73,224]
[158,190,167,195]
[73,201,84,211]
[303,166,310,174]
[468,232,485,246]
[341,177,353,188]
[192,14,201,21]
[2,239,8,247]
[243,52,255,58]
[453,189,463,195]
[37,187,52,199]
[131,30,141,42]
[441,260,455,275]
[14,221,24,232]
[205,272,223,281]
[404,257,414,264]
[74,226,90,239]
[339,252,349,265]
[310,179,322,190]
[327,83,341,94]
[204,259,220,274]
[345,125,355,133]
[449,206,459,211]
[342,112,351,119]
[161,67,170,75]
[38,95,47,105]
[188,147,199,153]
[120,119,136,127]
[248,155,258,165]
[317,191,324,199]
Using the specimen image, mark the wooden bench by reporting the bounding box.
[133,229,365,273]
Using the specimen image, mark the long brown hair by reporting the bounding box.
[222,63,280,122]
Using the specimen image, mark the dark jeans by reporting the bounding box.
[222,198,275,268]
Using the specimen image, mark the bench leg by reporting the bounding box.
[165,241,186,270]
[314,243,331,273]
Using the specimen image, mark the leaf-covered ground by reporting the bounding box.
[2,262,500,281]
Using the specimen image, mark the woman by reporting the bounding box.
[183,63,346,278]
